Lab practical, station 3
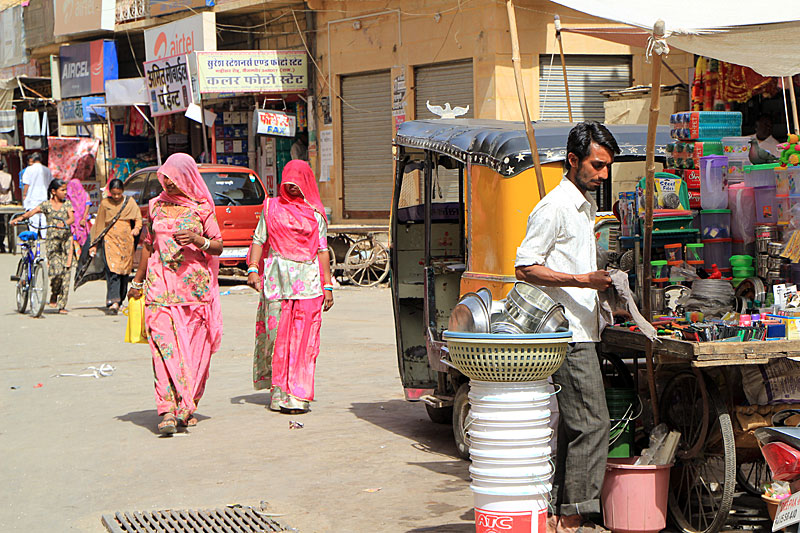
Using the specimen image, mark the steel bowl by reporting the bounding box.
[448,293,491,334]
[490,320,524,334]
[769,242,784,257]
[503,282,558,333]
[476,287,493,311]
[536,303,569,333]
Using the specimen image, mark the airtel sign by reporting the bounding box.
[144,12,217,62]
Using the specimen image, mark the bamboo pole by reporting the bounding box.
[506,0,546,200]
[554,15,573,122]
[789,78,799,136]
[643,20,666,426]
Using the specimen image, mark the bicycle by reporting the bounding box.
[9,221,63,318]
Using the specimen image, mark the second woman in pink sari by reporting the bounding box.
[128,153,223,435]
[247,160,334,413]
[66,178,91,248]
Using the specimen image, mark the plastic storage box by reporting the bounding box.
[745,164,779,188]
[700,209,731,239]
[686,243,704,265]
[664,243,683,264]
[721,136,751,158]
[651,260,668,280]
[703,238,732,271]
[754,186,778,225]
[700,155,728,209]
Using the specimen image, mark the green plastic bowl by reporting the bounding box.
[730,255,754,267]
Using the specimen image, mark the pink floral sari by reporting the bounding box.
[143,154,222,421]
[66,179,91,245]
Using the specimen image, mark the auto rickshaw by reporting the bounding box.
[390,118,670,457]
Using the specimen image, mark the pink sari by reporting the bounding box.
[66,179,91,245]
[143,153,222,421]
[257,161,327,410]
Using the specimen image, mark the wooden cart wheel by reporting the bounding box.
[344,237,389,287]
[327,245,336,276]
[661,371,735,533]
[452,382,471,460]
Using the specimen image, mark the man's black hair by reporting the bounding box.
[564,121,621,172]
[29,152,41,163]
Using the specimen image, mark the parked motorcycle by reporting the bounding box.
[755,410,800,531]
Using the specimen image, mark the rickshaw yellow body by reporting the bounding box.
[460,162,566,298]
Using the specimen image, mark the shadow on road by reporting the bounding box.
[350,399,461,458]
[407,461,469,482]
[230,392,269,407]
[115,409,210,435]
[405,524,473,533]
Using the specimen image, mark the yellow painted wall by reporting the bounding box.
[310,0,692,223]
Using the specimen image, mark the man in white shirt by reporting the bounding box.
[22,152,52,237]
[751,114,781,157]
[0,160,12,253]
[515,122,618,533]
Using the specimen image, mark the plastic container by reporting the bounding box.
[473,493,549,532]
[788,168,800,195]
[731,240,755,256]
[775,167,796,195]
[778,195,791,224]
[721,136,751,158]
[469,380,555,404]
[607,388,637,458]
[702,238,732,271]
[664,243,683,263]
[700,155,728,209]
[601,458,672,533]
[686,243,704,264]
[754,185,778,225]
[729,255,753,267]
[728,183,755,243]
[651,260,668,280]
[733,266,755,278]
[745,163,779,188]
[727,159,746,183]
[700,209,731,239]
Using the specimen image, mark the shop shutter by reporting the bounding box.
[539,55,631,122]
[414,60,473,202]
[341,70,393,217]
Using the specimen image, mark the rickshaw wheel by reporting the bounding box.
[344,238,390,287]
[452,383,470,460]
[663,372,735,533]
[736,457,771,497]
[425,403,453,425]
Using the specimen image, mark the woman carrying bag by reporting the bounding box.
[89,179,142,314]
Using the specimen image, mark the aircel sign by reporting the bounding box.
[59,40,118,98]
[144,12,216,62]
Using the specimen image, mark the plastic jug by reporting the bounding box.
[700,155,728,209]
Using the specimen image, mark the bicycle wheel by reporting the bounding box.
[15,258,29,314]
[29,261,48,318]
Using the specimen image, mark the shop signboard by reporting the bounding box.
[193,51,307,94]
[60,40,118,99]
[254,109,296,137]
[149,0,214,17]
[144,54,194,117]
[0,5,27,70]
[54,0,115,37]
[59,96,107,124]
[144,12,217,62]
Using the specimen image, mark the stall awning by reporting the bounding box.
[105,78,147,107]
[550,1,800,77]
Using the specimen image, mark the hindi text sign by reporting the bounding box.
[255,110,296,137]
[195,51,307,94]
[144,54,193,116]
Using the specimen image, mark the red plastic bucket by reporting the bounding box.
[601,458,672,533]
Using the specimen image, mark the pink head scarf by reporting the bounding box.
[266,160,326,262]
[66,178,91,245]
[151,153,222,352]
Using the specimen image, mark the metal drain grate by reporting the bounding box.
[102,507,291,532]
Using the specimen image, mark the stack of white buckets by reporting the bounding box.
[467,380,557,531]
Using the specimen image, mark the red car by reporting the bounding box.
[123,164,266,267]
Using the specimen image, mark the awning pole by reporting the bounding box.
[506,0,546,200]
[643,19,666,426]
[789,78,800,136]
[554,15,573,122]
[200,97,210,162]
[153,115,163,166]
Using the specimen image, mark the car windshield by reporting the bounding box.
[203,172,265,206]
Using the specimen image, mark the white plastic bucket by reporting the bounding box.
[469,403,550,422]
[471,474,553,496]
[467,417,552,431]
[469,427,552,442]
[474,493,549,533]
[469,380,555,403]
[470,398,551,410]
[469,443,552,461]
[470,458,553,479]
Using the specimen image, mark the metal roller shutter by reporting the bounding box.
[414,60,473,202]
[341,70,393,217]
[539,55,631,122]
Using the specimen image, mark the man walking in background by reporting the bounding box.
[22,152,52,237]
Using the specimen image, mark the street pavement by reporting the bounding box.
[0,253,473,532]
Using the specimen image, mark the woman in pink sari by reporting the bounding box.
[127,153,223,435]
[247,160,334,413]
[66,179,91,250]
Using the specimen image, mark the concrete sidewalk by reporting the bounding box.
[0,253,473,532]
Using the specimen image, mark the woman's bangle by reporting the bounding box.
[131,280,144,290]
[200,237,211,251]
[323,287,333,292]
[247,267,259,274]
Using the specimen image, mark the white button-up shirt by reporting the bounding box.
[515,177,600,342]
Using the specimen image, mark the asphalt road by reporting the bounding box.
[0,253,473,532]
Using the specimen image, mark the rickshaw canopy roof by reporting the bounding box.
[394,119,671,178]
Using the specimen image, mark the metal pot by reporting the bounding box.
[503,282,557,333]
[756,225,779,241]
[537,304,569,333]
[767,270,783,285]
[768,256,785,271]
[757,264,770,279]
[448,293,491,334]
[651,288,665,315]
[768,242,784,257]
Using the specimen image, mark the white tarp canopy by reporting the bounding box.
[104,78,147,106]
[549,0,800,77]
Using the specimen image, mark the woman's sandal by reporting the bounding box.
[178,416,198,428]
[158,414,177,435]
